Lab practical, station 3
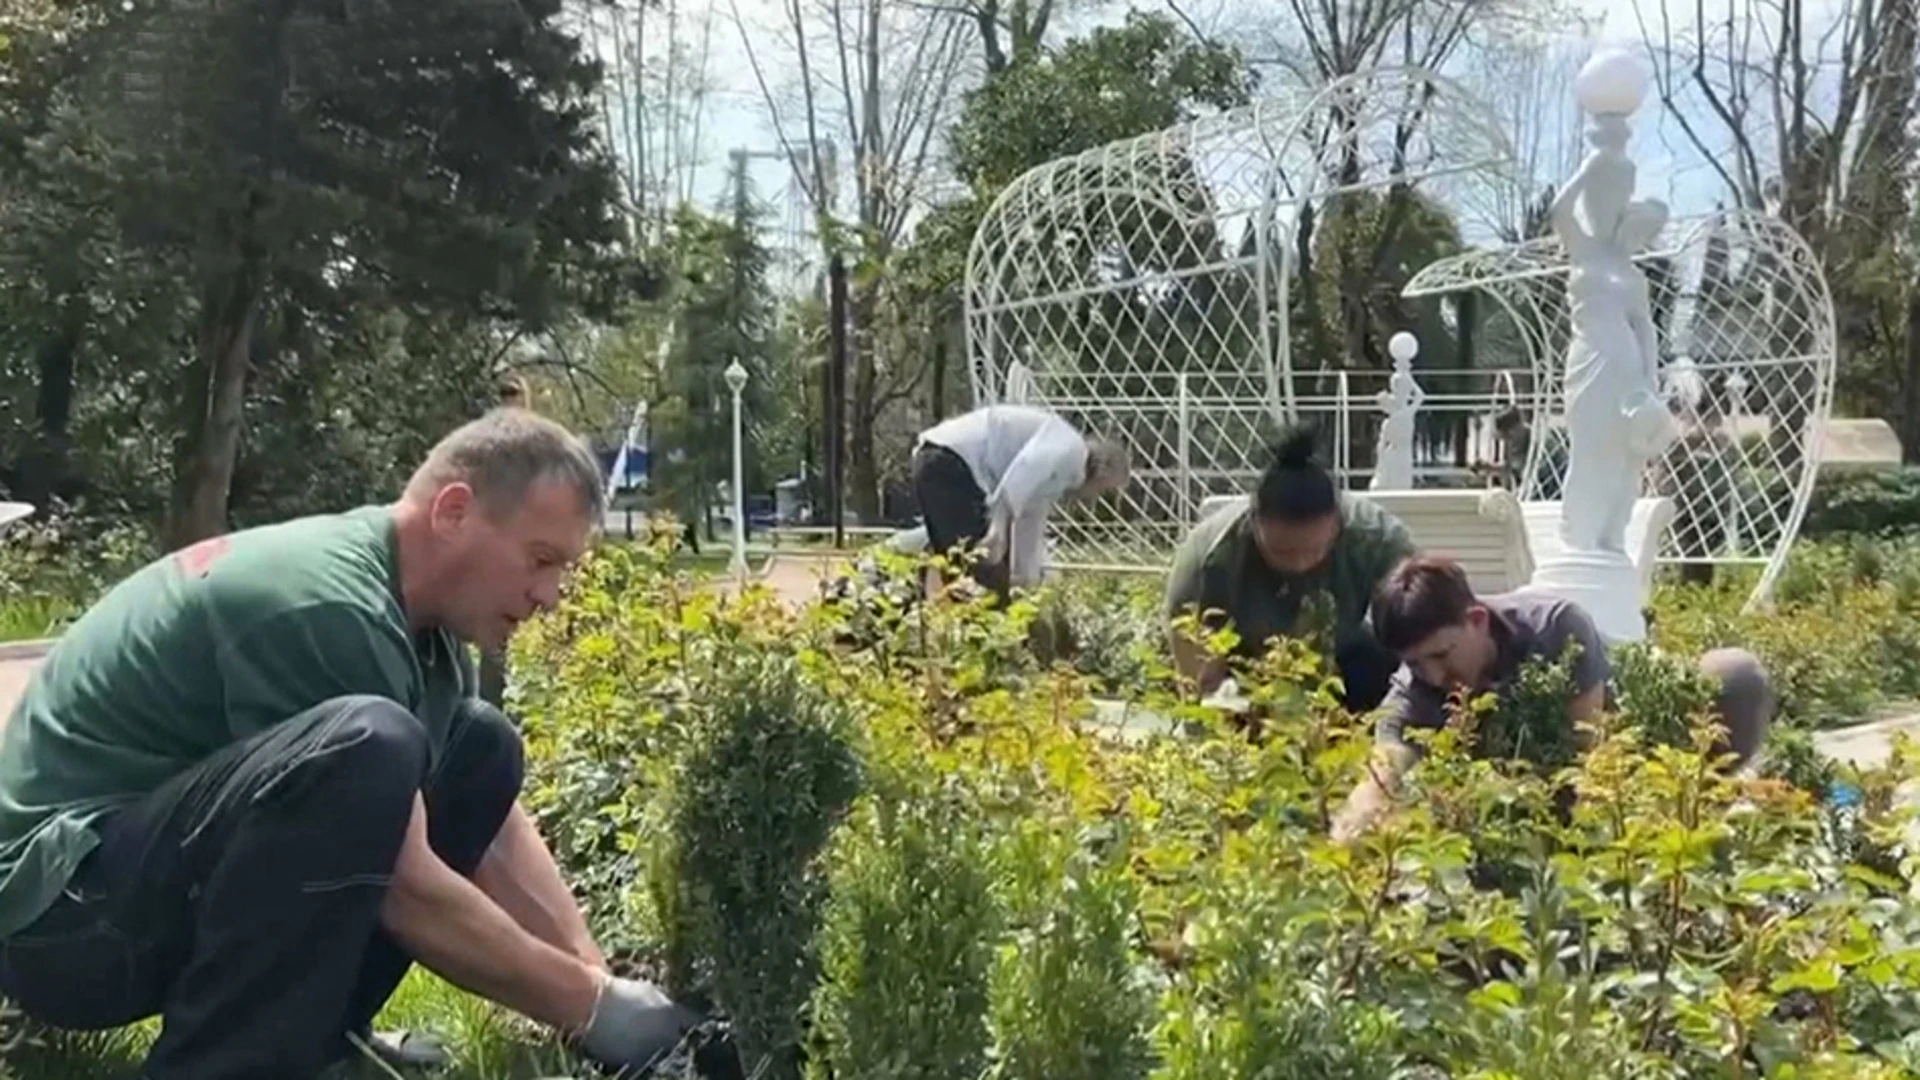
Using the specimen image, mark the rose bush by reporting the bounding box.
[509,527,1920,1080]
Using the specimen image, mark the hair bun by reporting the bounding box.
[1269,424,1319,469]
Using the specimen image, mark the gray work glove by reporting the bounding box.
[576,974,704,1074]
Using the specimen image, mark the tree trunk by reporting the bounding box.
[1906,290,1920,464]
[850,365,879,520]
[17,295,86,505]
[848,281,881,520]
[166,268,262,550]
[930,330,947,422]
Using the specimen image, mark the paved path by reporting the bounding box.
[1814,710,1920,770]
[709,553,851,608]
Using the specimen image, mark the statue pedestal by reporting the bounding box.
[1527,550,1648,643]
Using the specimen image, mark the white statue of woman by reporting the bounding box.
[1369,332,1425,490]
[1550,60,1678,556]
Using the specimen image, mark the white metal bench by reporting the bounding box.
[1519,497,1676,593]
[1194,488,1534,596]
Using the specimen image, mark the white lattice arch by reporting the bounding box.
[1402,208,1838,609]
[964,67,1516,568]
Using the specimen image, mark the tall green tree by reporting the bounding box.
[36,0,626,546]
[896,9,1256,410]
[642,195,779,537]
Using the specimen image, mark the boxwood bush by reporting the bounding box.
[510,532,1920,1080]
[1803,467,1920,539]
[1647,537,1920,729]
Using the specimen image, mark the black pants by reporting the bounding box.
[0,694,524,1080]
[1335,635,1399,713]
[911,442,1009,599]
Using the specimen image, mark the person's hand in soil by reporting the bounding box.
[575,973,705,1073]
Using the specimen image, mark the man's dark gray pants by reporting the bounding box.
[0,693,525,1079]
[1698,645,1775,769]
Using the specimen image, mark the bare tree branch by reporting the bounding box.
[1634,0,1748,204]
[1161,0,1216,47]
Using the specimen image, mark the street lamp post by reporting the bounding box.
[724,360,749,582]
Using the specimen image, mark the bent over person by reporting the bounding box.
[0,409,700,1079]
[1331,554,1775,842]
[911,403,1130,597]
[1165,426,1416,711]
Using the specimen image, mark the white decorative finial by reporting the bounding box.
[1388,331,1419,365]
[1574,48,1648,117]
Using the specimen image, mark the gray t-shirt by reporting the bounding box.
[1373,590,1611,750]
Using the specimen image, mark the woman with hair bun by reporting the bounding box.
[1164,424,1415,711]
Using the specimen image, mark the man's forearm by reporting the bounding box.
[382,795,603,1032]
[1330,744,1415,843]
[474,802,608,971]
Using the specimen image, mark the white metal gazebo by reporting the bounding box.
[963,67,1519,567]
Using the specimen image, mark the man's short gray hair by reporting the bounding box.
[408,407,606,521]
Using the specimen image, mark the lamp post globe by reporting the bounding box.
[1575,48,1648,116]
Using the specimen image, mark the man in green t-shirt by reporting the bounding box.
[0,410,702,1079]
[1165,427,1416,711]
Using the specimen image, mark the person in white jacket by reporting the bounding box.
[910,405,1129,599]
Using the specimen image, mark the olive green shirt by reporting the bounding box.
[1164,493,1416,658]
[0,505,475,937]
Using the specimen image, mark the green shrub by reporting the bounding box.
[1152,823,1405,1080]
[986,828,1156,1080]
[1649,537,1920,728]
[511,534,1920,1080]
[1803,466,1920,538]
[1608,640,1722,750]
[660,650,862,1079]
[806,789,999,1080]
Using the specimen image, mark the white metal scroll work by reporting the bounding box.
[963,67,1516,569]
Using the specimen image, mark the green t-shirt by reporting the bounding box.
[1164,493,1415,658]
[0,505,475,937]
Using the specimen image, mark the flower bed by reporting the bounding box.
[509,531,1920,1079]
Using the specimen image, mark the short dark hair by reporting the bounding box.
[1371,555,1479,654]
[1254,423,1337,522]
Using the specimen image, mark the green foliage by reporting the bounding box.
[653,202,783,520]
[0,500,153,638]
[0,0,635,536]
[1472,647,1584,772]
[509,530,1920,1080]
[1609,640,1723,750]
[807,790,999,1080]
[1152,820,1405,1080]
[1650,538,1920,728]
[987,832,1155,1080]
[1804,467,1920,539]
[660,648,862,1079]
[949,11,1255,194]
